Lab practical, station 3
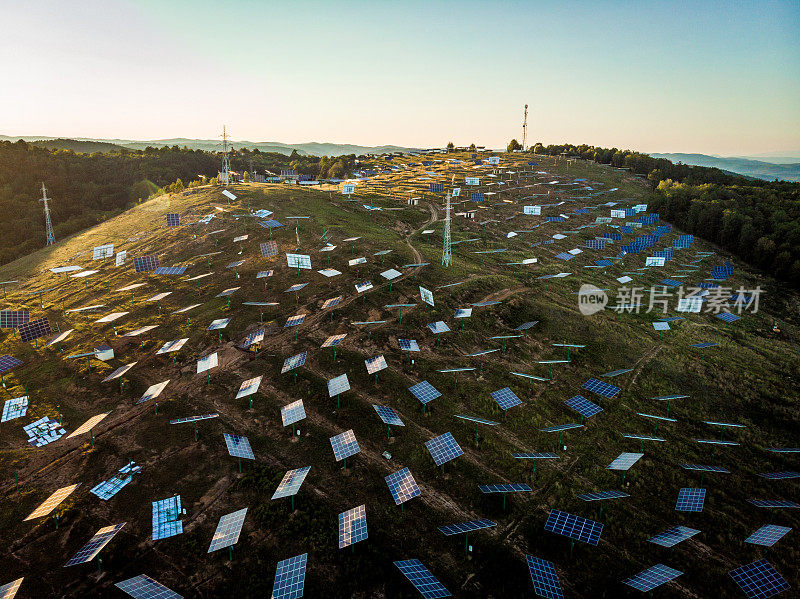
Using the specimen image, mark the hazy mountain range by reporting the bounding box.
[651,152,800,182]
[0,135,417,157]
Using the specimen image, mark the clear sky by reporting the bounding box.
[1,0,798,155]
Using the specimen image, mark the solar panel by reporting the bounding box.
[581,377,620,398]
[339,504,368,548]
[216,287,240,297]
[0,310,29,329]
[281,352,307,373]
[745,525,792,547]
[321,296,342,310]
[606,452,644,471]
[1,396,28,422]
[540,423,582,433]
[24,484,81,520]
[321,334,346,348]
[526,556,563,599]
[90,462,141,500]
[577,489,630,502]
[394,559,451,598]
[208,508,247,552]
[285,283,308,293]
[286,253,312,269]
[623,564,682,592]
[224,433,254,459]
[23,416,66,447]
[92,243,115,260]
[479,483,532,493]
[648,525,700,547]
[425,432,463,466]
[152,496,183,540]
[96,311,129,323]
[285,314,306,327]
[166,213,180,226]
[207,318,230,331]
[64,522,126,566]
[385,468,421,505]
[154,266,187,275]
[399,339,420,352]
[758,471,800,480]
[680,463,729,473]
[512,452,559,459]
[0,578,22,599]
[564,395,602,418]
[134,256,160,272]
[19,317,51,343]
[675,488,706,512]
[728,559,789,599]
[169,413,219,424]
[454,308,472,318]
[115,574,182,599]
[197,353,218,374]
[271,553,308,599]
[409,381,441,404]
[68,412,110,438]
[260,240,279,257]
[272,466,311,499]
[491,387,522,410]
[381,268,402,280]
[716,311,740,323]
[0,355,23,374]
[327,374,350,397]
[355,281,373,293]
[427,321,451,334]
[439,519,496,536]
[544,510,603,545]
[364,356,388,375]
[455,414,499,425]
[748,499,800,508]
[330,429,360,461]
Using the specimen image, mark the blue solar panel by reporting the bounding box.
[577,490,629,502]
[748,499,800,508]
[373,404,404,426]
[555,252,574,261]
[271,553,308,599]
[0,355,23,374]
[745,525,792,547]
[19,317,51,343]
[526,555,563,599]
[385,468,421,505]
[758,471,800,480]
[425,432,463,466]
[260,219,284,229]
[540,423,583,433]
[409,381,441,405]
[1,395,28,422]
[115,574,182,598]
[479,483,532,493]
[675,488,706,512]
[659,278,682,287]
[728,559,789,599]
[154,266,186,275]
[438,519,496,536]
[394,559,451,598]
[623,564,682,592]
[134,256,159,272]
[581,378,620,398]
[716,311,740,323]
[339,505,368,548]
[512,452,559,459]
[648,525,700,548]
[491,387,522,410]
[330,430,360,461]
[544,510,603,545]
[152,496,183,540]
[399,339,420,352]
[224,433,254,459]
[564,395,602,418]
[166,213,179,226]
[281,352,307,373]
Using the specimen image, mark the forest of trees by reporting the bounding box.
[0,141,357,265]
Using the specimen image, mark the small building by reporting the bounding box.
[407,197,419,206]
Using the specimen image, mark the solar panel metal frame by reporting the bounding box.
[728,559,789,599]
[338,504,368,548]
[330,429,360,461]
[207,507,247,553]
[409,381,441,404]
[224,433,254,459]
[385,467,421,505]
[675,488,706,512]
[543,509,603,546]
[394,559,451,599]
[745,524,792,547]
[526,555,564,599]
[64,522,126,567]
[491,387,522,410]
[272,466,311,499]
[425,432,464,466]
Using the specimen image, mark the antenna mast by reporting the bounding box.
[221,125,230,187]
[40,182,55,246]
[522,104,528,151]
[442,191,452,267]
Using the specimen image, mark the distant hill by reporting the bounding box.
[29,138,128,153]
[0,135,416,157]
[651,152,800,182]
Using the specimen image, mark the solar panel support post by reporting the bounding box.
[14,470,18,492]
[194,422,198,440]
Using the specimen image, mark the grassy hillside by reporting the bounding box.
[0,153,797,598]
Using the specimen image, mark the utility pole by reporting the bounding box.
[40,182,55,245]
[522,104,528,151]
[220,125,230,187]
[442,191,452,267]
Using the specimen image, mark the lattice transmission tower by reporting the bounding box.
[220,125,230,187]
[522,103,528,151]
[40,182,55,245]
[442,191,452,267]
